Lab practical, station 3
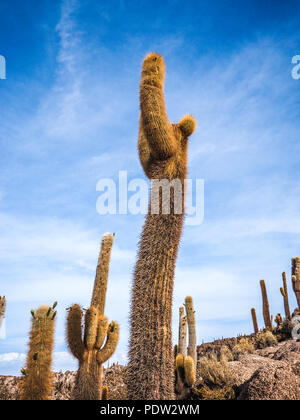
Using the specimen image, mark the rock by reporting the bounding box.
[237,361,300,400]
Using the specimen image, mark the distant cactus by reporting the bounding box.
[291,257,300,309]
[0,296,6,330]
[260,280,272,330]
[20,304,56,400]
[251,308,259,334]
[127,53,196,400]
[67,233,119,400]
[275,313,283,327]
[280,272,291,320]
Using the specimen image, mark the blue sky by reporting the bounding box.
[0,0,300,375]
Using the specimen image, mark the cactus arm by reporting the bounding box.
[97,322,119,364]
[185,296,197,368]
[66,304,86,361]
[281,272,291,319]
[95,315,109,349]
[91,233,114,315]
[184,356,196,387]
[140,53,177,160]
[84,306,99,351]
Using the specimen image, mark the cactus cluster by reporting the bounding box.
[128,53,196,400]
[19,303,57,400]
[67,233,119,400]
[175,296,197,399]
[0,296,6,330]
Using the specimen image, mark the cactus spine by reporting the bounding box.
[280,272,291,320]
[260,280,272,330]
[185,296,197,368]
[178,306,187,357]
[291,257,300,309]
[251,308,259,334]
[67,233,119,400]
[0,296,6,330]
[127,53,196,400]
[20,304,56,400]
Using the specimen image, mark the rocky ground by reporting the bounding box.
[0,340,299,400]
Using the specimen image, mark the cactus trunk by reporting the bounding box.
[127,53,196,400]
[178,306,187,358]
[185,296,197,368]
[260,280,272,330]
[291,257,300,309]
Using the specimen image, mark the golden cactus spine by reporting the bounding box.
[260,280,272,330]
[185,296,197,368]
[178,306,187,357]
[280,272,291,320]
[20,304,57,400]
[0,296,6,330]
[67,233,119,400]
[291,257,300,309]
[251,308,259,334]
[127,52,196,400]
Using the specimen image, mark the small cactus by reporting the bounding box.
[67,233,119,400]
[19,304,56,400]
[175,354,196,399]
[251,308,259,334]
[260,280,272,330]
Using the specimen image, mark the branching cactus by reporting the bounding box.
[260,280,272,330]
[175,354,196,400]
[20,303,57,400]
[292,257,300,309]
[67,233,119,400]
[0,296,6,330]
[280,272,291,320]
[128,53,196,400]
[185,296,197,368]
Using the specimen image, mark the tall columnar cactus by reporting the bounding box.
[185,296,197,368]
[67,233,119,400]
[20,303,57,400]
[251,308,259,334]
[178,306,187,357]
[260,280,272,330]
[280,272,291,320]
[0,296,6,330]
[291,257,300,309]
[127,52,196,400]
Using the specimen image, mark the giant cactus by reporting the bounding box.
[20,304,56,400]
[0,296,6,330]
[67,233,119,400]
[127,53,196,400]
[291,257,300,309]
